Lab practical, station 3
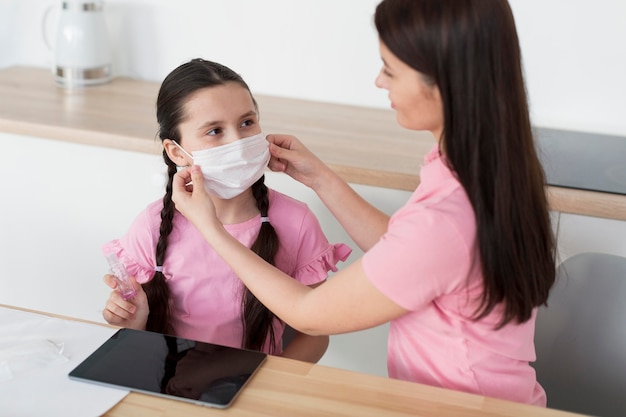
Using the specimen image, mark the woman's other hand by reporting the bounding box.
[266,134,329,191]
[102,274,149,329]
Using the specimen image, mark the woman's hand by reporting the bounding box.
[171,165,220,232]
[268,133,387,251]
[266,134,329,191]
[102,274,149,329]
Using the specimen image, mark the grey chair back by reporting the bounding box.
[533,252,626,417]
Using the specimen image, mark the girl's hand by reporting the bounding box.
[171,165,220,231]
[102,274,149,329]
[266,134,328,190]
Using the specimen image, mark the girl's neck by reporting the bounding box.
[212,189,260,225]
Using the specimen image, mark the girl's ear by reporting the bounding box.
[163,139,191,166]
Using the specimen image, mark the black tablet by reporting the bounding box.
[68,328,267,409]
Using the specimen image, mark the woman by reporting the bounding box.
[171,0,555,405]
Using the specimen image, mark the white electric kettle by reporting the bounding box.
[44,0,112,87]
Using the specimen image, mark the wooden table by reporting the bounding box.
[0,66,625,221]
[1,304,585,417]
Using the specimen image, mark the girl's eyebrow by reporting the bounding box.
[195,110,258,132]
[239,110,258,120]
[196,120,220,132]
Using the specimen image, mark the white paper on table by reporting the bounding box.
[0,307,129,417]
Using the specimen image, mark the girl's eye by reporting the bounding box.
[382,68,393,78]
[207,128,222,136]
[241,119,255,128]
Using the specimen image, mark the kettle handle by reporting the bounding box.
[41,4,56,51]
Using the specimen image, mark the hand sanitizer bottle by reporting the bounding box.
[105,253,137,301]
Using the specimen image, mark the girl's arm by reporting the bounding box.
[172,166,408,335]
[279,282,329,363]
[281,332,329,363]
[267,134,390,252]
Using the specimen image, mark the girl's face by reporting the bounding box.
[375,41,443,140]
[165,82,260,165]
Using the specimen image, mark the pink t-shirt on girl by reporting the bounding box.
[103,189,351,355]
[362,145,546,406]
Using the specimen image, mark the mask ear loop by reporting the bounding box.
[170,140,194,164]
[170,141,195,187]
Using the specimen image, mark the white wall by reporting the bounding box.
[509,0,626,136]
[1,0,625,136]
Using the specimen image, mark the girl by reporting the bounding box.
[101,59,351,363]
[170,0,556,406]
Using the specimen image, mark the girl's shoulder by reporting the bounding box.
[137,199,166,225]
[267,188,311,216]
[266,188,325,235]
[133,198,186,232]
[145,198,165,214]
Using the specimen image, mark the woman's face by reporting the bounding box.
[375,41,443,140]
[165,82,260,165]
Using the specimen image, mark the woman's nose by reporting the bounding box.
[375,71,386,89]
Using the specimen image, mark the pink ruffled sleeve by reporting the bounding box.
[293,243,352,285]
[282,205,352,285]
[101,207,159,284]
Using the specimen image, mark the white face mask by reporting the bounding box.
[173,132,270,199]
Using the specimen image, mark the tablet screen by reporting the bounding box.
[68,328,266,408]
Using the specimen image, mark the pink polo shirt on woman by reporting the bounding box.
[362,145,546,406]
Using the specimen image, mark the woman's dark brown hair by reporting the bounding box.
[145,58,279,352]
[375,0,555,327]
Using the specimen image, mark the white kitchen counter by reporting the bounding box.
[1,66,625,220]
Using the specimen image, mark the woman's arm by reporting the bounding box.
[267,134,390,252]
[172,166,407,335]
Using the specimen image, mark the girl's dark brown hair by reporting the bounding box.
[145,58,279,352]
[375,0,555,327]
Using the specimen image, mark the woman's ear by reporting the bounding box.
[163,139,191,166]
